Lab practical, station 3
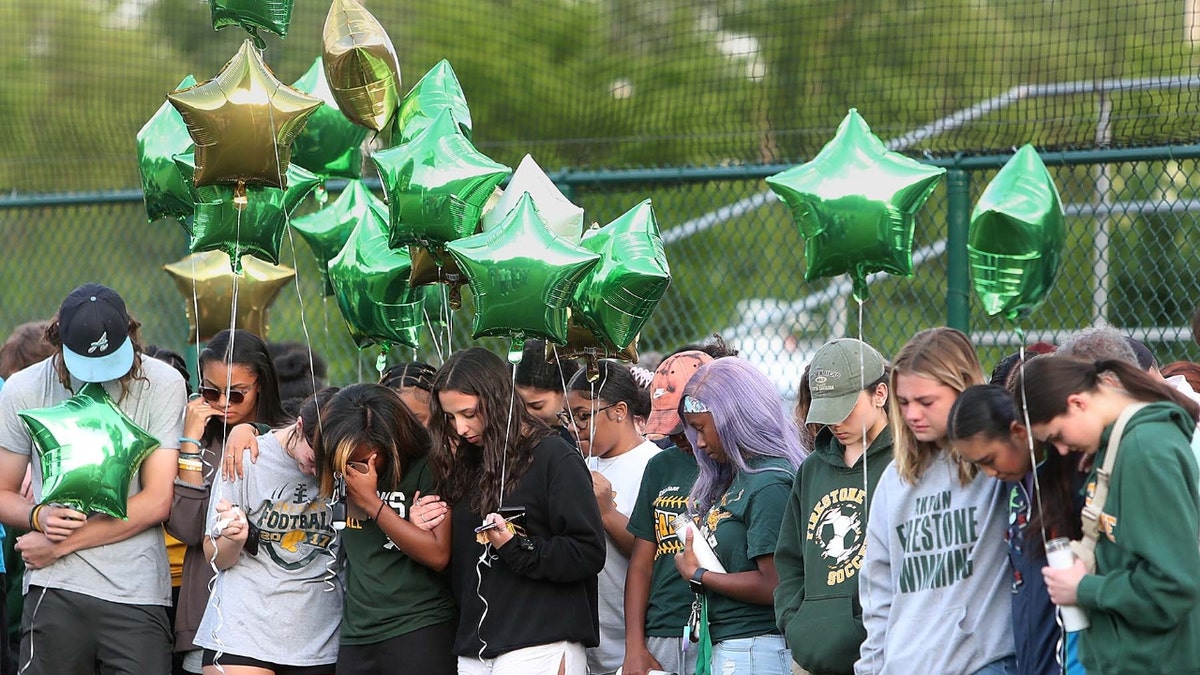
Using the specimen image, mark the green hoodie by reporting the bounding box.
[773,426,893,675]
[1074,402,1200,675]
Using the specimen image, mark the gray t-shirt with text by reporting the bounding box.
[194,431,342,666]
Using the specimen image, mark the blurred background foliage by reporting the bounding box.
[3,0,1200,396]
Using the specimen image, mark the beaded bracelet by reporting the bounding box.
[179,436,203,447]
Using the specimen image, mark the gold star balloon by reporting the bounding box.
[163,251,295,343]
[168,40,322,191]
[322,0,402,133]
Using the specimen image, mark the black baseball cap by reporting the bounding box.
[58,284,135,383]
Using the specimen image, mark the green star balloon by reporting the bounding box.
[969,144,1065,322]
[211,0,296,49]
[137,74,197,225]
[372,108,510,249]
[291,57,369,180]
[19,383,161,519]
[448,192,600,349]
[395,59,473,144]
[766,109,946,301]
[292,180,383,295]
[573,199,671,352]
[327,195,423,349]
[174,153,321,271]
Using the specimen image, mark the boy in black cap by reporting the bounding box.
[0,283,186,674]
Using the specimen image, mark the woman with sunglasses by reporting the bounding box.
[562,361,660,675]
[672,358,806,675]
[430,347,605,675]
[167,329,290,674]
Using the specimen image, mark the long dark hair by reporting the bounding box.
[567,360,651,417]
[949,384,1082,555]
[198,329,290,444]
[312,384,431,498]
[430,347,551,515]
[1014,355,1200,424]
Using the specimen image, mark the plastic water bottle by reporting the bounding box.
[1045,537,1090,632]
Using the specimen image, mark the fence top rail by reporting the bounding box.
[5,144,1200,209]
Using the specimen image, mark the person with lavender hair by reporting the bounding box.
[672,357,807,675]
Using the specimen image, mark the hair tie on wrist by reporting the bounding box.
[374,502,386,521]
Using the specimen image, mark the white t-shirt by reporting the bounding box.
[0,355,185,605]
[195,431,342,665]
[587,439,662,674]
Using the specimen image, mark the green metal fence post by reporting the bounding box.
[946,168,971,334]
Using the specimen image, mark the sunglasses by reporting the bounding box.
[198,383,256,405]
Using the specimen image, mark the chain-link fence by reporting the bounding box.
[4,148,1199,399]
[5,0,1200,191]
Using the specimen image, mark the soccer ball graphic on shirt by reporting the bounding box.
[815,504,863,567]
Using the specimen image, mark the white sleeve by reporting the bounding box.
[856,472,894,675]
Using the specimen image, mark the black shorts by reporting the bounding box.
[336,620,457,675]
[202,650,334,675]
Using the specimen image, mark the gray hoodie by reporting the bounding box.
[855,452,1013,675]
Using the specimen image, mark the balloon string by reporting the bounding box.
[282,196,321,425]
[856,295,877,675]
[857,297,868,501]
[190,254,201,366]
[500,367,515,512]
[588,365,611,470]
[18,569,54,674]
[265,73,322,425]
[1015,332,1057,668]
[551,345,581,447]
[422,306,445,365]
[444,282,454,357]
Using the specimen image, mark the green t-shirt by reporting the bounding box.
[339,455,457,645]
[700,459,793,643]
[626,446,699,637]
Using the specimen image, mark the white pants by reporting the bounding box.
[458,641,586,675]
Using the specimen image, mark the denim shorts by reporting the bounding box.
[710,634,792,675]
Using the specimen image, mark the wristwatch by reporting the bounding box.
[689,567,708,594]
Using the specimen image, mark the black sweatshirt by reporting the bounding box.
[449,434,606,658]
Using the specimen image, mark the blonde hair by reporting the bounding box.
[889,327,984,486]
